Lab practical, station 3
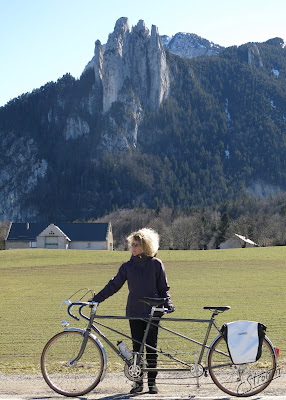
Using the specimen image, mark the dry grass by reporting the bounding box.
[0,247,285,373]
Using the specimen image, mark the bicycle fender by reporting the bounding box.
[64,327,107,381]
[264,335,278,362]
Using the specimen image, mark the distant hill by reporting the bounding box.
[0,17,285,222]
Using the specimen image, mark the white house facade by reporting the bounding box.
[37,224,71,249]
[5,222,113,250]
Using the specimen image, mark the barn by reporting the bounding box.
[5,222,113,250]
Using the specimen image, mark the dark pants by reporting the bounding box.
[129,319,159,384]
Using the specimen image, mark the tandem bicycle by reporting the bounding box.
[41,289,278,397]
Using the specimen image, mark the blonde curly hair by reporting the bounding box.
[127,228,160,257]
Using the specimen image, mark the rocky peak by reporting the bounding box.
[100,17,169,113]
[81,17,170,151]
[94,18,170,150]
[133,19,149,35]
[105,17,130,56]
[149,25,170,108]
[162,32,224,58]
[101,18,130,112]
[94,40,104,84]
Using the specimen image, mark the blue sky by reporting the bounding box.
[0,0,285,107]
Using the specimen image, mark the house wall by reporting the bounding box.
[244,242,255,248]
[220,237,242,249]
[5,239,107,250]
[107,223,113,251]
[220,236,256,249]
[37,236,69,249]
[5,241,30,249]
[69,241,107,250]
[107,223,113,250]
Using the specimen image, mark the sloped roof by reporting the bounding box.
[58,223,110,242]
[235,234,258,246]
[6,223,47,241]
[6,223,110,242]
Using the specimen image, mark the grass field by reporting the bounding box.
[0,247,285,373]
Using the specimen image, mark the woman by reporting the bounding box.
[91,228,174,394]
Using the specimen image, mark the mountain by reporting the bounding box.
[161,32,224,58]
[0,18,285,222]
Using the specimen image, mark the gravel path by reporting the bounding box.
[0,370,285,400]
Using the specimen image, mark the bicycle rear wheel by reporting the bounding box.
[208,334,276,397]
[41,330,104,397]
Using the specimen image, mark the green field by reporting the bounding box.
[0,247,285,373]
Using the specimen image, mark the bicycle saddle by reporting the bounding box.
[140,297,166,307]
[204,306,231,312]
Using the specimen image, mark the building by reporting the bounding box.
[220,233,258,249]
[5,222,113,250]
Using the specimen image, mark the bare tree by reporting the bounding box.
[148,217,172,250]
[255,214,276,247]
[269,214,286,246]
[171,215,200,250]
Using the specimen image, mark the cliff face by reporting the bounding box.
[248,43,263,68]
[88,18,170,150]
[100,18,169,113]
[0,133,48,221]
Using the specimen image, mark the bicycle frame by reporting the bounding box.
[69,302,227,375]
[41,298,278,398]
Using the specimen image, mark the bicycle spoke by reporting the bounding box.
[208,335,276,397]
[41,331,104,396]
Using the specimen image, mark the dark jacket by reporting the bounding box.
[93,254,173,317]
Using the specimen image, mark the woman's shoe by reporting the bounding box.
[130,382,143,394]
[148,383,158,394]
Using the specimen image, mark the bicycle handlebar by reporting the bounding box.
[67,301,98,321]
[66,301,171,321]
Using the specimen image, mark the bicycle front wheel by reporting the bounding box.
[41,330,104,397]
[208,334,276,397]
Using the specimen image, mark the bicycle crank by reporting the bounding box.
[190,363,204,378]
[124,359,146,382]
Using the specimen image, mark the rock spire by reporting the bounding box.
[92,17,170,113]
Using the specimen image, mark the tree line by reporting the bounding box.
[1,193,285,250]
[95,193,286,250]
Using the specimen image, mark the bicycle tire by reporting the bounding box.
[41,330,104,397]
[208,334,276,397]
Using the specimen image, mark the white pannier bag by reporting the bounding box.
[220,321,266,365]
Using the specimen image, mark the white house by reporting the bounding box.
[5,222,113,250]
[220,233,258,249]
